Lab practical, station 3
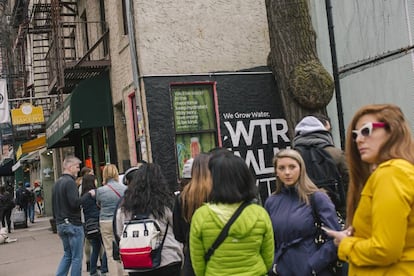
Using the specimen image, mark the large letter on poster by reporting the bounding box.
[0,79,10,124]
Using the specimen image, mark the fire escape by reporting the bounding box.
[1,0,110,149]
[31,0,110,109]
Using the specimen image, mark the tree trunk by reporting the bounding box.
[265,0,334,138]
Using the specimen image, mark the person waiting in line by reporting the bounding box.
[52,155,84,276]
[77,166,95,272]
[325,104,414,275]
[81,174,108,276]
[292,114,349,218]
[95,164,126,276]
[265,149,340,275]
[173,153,211,276]
[190,152,274,276]
[114,163,183,275]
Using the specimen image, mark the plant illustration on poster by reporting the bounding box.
[172,83,218,178]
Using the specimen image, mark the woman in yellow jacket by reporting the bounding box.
[325,104,414,275]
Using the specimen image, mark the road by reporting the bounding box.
[0,216,90,276]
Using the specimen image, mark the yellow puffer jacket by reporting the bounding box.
[338,159,414,275]
[190,202,274,276]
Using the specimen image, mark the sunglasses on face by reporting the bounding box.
[352,122,387,141]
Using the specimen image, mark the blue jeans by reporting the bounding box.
[56,222,85,276]
[89,235,108,275]
[27,203,35,222]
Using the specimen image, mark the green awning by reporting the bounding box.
[46,72,113,148]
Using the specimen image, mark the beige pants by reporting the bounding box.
[100,220,124,276]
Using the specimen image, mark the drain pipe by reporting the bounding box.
[125,0,148,162]
[325,0,345,149]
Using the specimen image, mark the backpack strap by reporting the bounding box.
[204,201,251,262]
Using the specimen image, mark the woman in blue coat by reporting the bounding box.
[265,149,340,275]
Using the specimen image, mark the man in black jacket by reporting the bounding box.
[52,155,83,276]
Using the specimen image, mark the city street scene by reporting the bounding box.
[1,0,414,275]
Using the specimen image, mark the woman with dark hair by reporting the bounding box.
[190,153,274,276]
[81,174,108,276]
[265,149,340,275]
[325,104,414,274]
[173,153,211,276]
[114,163,183,276]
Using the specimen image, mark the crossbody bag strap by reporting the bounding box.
[204,201,251,262]
[107,184,121,198]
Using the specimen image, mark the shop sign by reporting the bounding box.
[11,103,44,125]
[46,105,71,140]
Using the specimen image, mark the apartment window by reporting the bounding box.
[122,0,129,35]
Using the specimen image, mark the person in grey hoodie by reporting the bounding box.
[292,115,349,217]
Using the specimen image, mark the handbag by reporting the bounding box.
[113,240,120,260]
[84,218,100,240]
[310,194,347,276]
[204,201,251,262]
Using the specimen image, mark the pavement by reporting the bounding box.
[0,216,90,276]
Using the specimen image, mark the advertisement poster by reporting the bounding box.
[172,83,217,177]
[220,111,290,202]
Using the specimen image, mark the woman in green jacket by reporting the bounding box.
[189,151,274,276]
[326,104,414,275]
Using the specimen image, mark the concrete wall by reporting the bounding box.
[133,0,270,75]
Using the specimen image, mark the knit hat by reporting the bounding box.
[25,182,30,188]
[182,158,194,179]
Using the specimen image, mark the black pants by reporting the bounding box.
[128,262,181,276]
[2,208,12,231]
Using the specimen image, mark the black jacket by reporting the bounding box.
[52,174,82,226]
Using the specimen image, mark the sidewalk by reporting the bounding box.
[0,216,90,276]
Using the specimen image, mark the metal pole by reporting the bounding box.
[325,0,345,149]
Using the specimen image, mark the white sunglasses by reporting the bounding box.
[352,122,387,141]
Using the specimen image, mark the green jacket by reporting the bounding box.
[190,202,274,276]
[339,159,414,275]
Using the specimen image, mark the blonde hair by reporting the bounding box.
[102,164,119,184]
[273,149,322,204]
[180,153,212,222]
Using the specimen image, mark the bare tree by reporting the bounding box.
[265,0,334,138]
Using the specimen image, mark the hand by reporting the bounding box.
[323,226,354,246]
[88,189,96,197]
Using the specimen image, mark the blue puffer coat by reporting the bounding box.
[264,187,340,276]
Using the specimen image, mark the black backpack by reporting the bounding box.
[294,144,346,216]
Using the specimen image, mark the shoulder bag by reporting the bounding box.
[310,194,347,276]
[204,201,251,262]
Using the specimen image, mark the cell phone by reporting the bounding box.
[321,226,332,233]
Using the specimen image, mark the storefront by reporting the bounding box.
[46,73,116,184]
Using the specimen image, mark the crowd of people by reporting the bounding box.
[0,179,43,234]
[46,103,414,276]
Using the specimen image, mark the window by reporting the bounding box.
[121,0,129,35]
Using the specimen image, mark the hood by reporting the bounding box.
[206,202,258,239]
[294,116,326,136]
